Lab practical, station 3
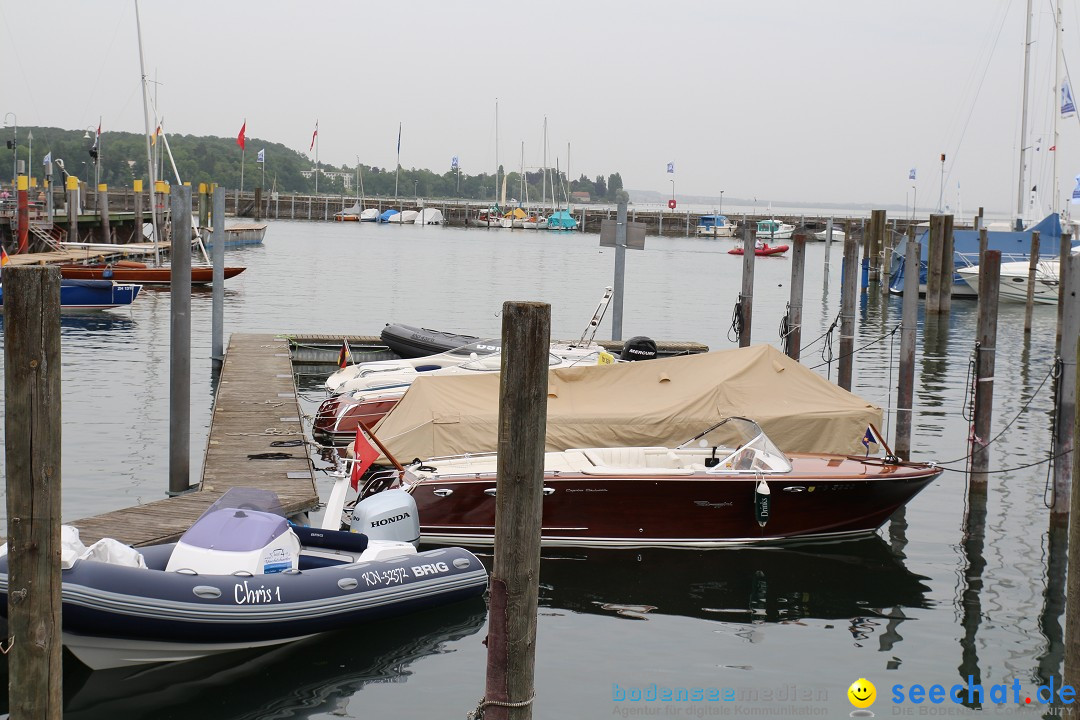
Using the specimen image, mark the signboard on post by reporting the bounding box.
[599,219,647,249]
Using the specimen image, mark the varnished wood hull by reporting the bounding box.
[59,265,246,286]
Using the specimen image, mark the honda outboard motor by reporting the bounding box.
[620,335,658,361]
[349,489,420,545]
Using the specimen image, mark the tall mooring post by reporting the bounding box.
[481,301,550,720]
[926,215,945,314]
[16,175,29,253]
[738,224,756,347]
[212,187,226,372]
[1052,253,1079,519]
[839,222,859,391]
[785,233,806,360]
[939,215,954,316]
[4,265,63,719]
[169,187,193,495]
[868,209,885,284]
[98,184,111,244]
[133,179,144,243]
[66,176,79,244]
[970,250,1000,484]
[1059,234,1074,357]
[611,192,628,341]
[1024,231,1040,335]
[895,228,919,460]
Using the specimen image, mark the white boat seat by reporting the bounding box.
[581,466,695,476]
[578,447,680,469]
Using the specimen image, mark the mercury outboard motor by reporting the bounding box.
[620,335,658,362]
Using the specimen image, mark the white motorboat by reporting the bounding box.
[956,257,1063,305]
[696,215,737,237]
[812,228,846,242]
[756,219,795,241]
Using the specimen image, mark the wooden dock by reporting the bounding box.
[70,333,318,546]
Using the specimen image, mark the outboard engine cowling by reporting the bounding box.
[620,335,658,361]
[349,489,420,545]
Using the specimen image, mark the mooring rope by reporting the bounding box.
[727,298,744,344]
[806,323,900,371]
[467,694,536,719]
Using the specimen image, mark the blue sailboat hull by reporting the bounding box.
[0,279,141,310]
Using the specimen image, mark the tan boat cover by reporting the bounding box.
[369,344,881,462]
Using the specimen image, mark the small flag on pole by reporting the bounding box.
[257,148,265,163]
[666,161,674,173]
[908,168,916,180]
[42,152,51,166]
[1063,80,1077,118]
[397,123,402,155]
[237,120,246,150]
[451,155,459,170]
[1,246,10,268]
[1071,174,1080,204]
[310,121,319,152]
[337,339,352,369]
[350,426,382,491]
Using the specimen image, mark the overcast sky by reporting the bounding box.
[3,0,1078,217]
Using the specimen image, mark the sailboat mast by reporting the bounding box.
[1054,0,1063,218]
[134,0,160,264]
[494,98,499,208]
[1016,0,1034,229]
[542,116,548,210]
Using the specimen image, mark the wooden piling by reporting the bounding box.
[133,180,144,243]
[1059,234,1074,357]
[1053,253,1079,517]
[896,228,919,460]
[939,215,954,316]
[869,209,885,284]
[926,215,944,314]
[1067,323,1080,690]
[739,223,756,347]
[1024,231,1040,335]
[66,176,79,244]
[611,195,628,341]
[970,250,1000,484]
[98,184,111,244]
[786,233,806,360]
[839,222,858,390]
[212,188,225,371]
[4,265,63,719]
[483,301,550,720]
[881,217,894,296]
[169,188,193,495]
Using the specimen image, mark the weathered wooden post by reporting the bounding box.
[4,265,63,719]
[212,187,226,373]
[1059,234,1074,357]
[939,215,954,315]
[823,217,834,289]
[868,209,885,284]
[169,187,193,495]
[481,301,549,720]
[785,233,806,360]
[611,192,628,341]
[98,183,111,244]
[970,250,1000,484]
[197,182,209,234]
[1053,253,1079,519]
[133,179,144,243]
[739,223,756,347]
[1024,231,1041,335]
[881,218,894,296]
[839,222,858,390]
[1064,313,1080,691]
[66,175,79,244]
[926,215,944,314]
[896,228,919,460]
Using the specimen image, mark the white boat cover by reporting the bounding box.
[369,344,882,462]
[414,208,444,224]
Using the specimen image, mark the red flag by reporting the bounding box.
[310,120,318,151]
[350,426,381,490]
[1050,145,1057,151]
[337,339,351,369]
[237,120,246,150]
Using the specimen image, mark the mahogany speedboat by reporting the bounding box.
[59,260,246,286]
[360,417,941,548]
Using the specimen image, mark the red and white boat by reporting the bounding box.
[358,418,941,548]
[728,244,789,257]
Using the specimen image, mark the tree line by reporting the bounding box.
[0,127,624,203]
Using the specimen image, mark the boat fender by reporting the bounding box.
[103,265,114,279]
[754,480,770,527]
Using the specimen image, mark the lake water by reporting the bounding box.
[0,219,1067,718]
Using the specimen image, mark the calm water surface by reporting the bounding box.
[0,219,1066,718]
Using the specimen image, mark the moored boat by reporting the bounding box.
[387,210,419,224]
[59,261,246,286]
[956,256,1065,304]
[755,219,795,241]
[728,244,789,256]
[334,203,364,221]
[0,279,142,310]
[696,214,737,237]
[367,417,941,548]
[0,488,488,669]
[812,228,846,242]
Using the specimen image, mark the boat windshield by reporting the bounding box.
[678,417,792,474]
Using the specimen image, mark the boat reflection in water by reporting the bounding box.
[535,536,929,625]
[57,598,486,720]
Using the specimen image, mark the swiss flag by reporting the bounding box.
[350,426,381,491]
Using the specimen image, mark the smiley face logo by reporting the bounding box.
[847,678,876,709]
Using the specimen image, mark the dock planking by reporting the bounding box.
[70,333,318,546]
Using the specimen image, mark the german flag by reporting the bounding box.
[337,339,352,369]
